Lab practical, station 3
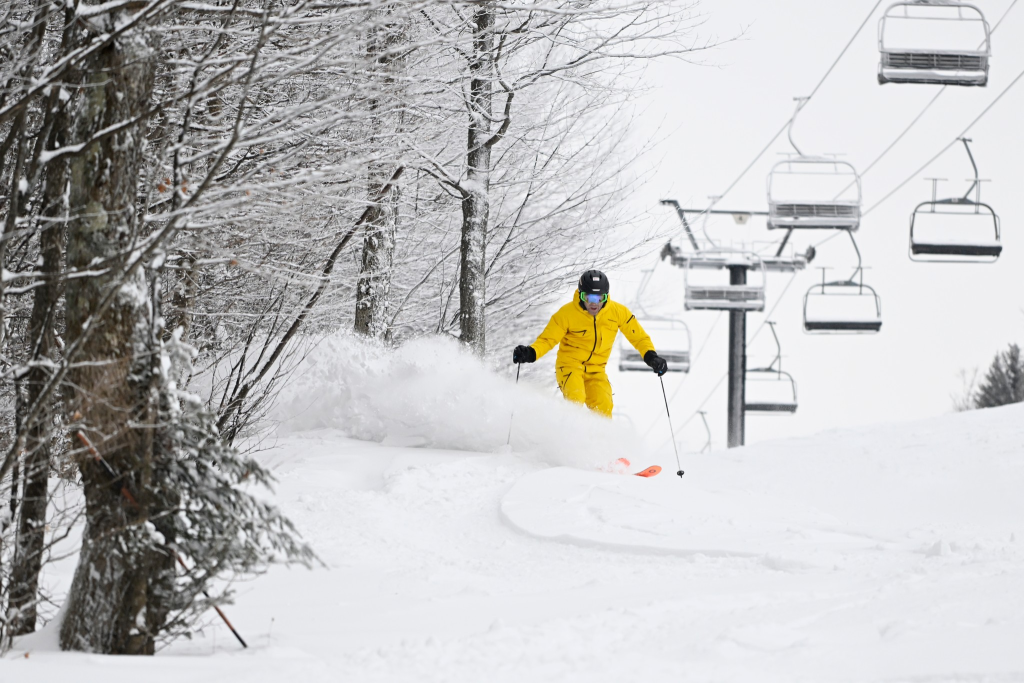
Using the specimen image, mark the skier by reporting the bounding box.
[512,270,669,417]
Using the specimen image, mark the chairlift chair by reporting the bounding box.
[767,157,862,231]
[744,370,799,413]
[618,318,692,373]
[878,1,991,86]
[910,196,1001,261]
[684,251,767,312]
[804,268,882,333]
[909,138,1001,262]
[744,322,798,414]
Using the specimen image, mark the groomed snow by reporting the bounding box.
[5,334,1024,682]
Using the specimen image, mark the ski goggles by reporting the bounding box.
[580,292,608,305]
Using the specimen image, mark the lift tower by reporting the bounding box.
[660,201,806,447]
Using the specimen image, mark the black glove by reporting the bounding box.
[512,345,537,364]
[644,350,668,376]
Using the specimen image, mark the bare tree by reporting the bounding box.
[951,367,979,413]
[410,0,712,355]
[355,4,409,340]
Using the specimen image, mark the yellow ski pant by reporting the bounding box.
[556,361,613,418]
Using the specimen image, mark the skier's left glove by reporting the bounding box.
[644,350,668,376]
[513,345,537,364]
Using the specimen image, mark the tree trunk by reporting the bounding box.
[354,6,406,340]
[8,119,67,636]
[58,8,167,654]
[167,251,198,341]
[0,112,28,386]
[353,181,397,339]
[459,4,494,356]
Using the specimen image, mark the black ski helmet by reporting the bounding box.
[578,269,610,296]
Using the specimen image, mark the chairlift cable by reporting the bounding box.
[673,0,885,244]
[853,87,947,185]
[992,0,1020,32]
[748,272,799,347]
[864,60,1024,216]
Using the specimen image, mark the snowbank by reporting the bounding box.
[270,333,645,469]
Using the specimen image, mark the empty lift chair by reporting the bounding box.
[804,232,882,333]
[619,318,692,373]
[804,270,883,333]
[684,250,766,312]
[744,322,798,414]
[910,138,1001,262]
[767,157,862,231]
[878,1,991,86]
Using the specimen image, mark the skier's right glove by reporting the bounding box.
[512,345,537,364]
[644,350,668,376]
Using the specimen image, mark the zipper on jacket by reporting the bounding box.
[583,316,598,363]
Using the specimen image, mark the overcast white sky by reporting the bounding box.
[606,0,1024,449]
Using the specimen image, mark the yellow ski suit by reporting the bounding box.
[529,293,655,417]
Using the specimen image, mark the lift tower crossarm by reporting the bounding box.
[661,203,770,218]
[659,199,702,250]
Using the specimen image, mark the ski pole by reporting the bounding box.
[174,553,248,648]
[659,375,684,477]
[506,362,521,446]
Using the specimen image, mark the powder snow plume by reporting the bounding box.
[270,333,646,469]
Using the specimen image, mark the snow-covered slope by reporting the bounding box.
[5,335,1024,682]
[503,402,1024,562]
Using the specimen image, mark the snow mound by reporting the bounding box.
[270,333,645,469]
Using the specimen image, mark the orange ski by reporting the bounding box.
[634,465,661,478]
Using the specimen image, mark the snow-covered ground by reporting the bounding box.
[5,335,1024,682]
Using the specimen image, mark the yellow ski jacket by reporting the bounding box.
[530,292,655,372]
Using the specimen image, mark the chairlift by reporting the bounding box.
[910,138,1001,262]
[878,1,991,86]
[767,157,862,231]
[683,250,766,312]
[744,322,798,414]
[767,99,862,231]
[803,233,882,333]
[804,272,883,333]
[618,317,692,373]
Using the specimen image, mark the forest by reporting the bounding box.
[0,0,705,653]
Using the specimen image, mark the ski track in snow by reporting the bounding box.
[4,338,1024,682]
